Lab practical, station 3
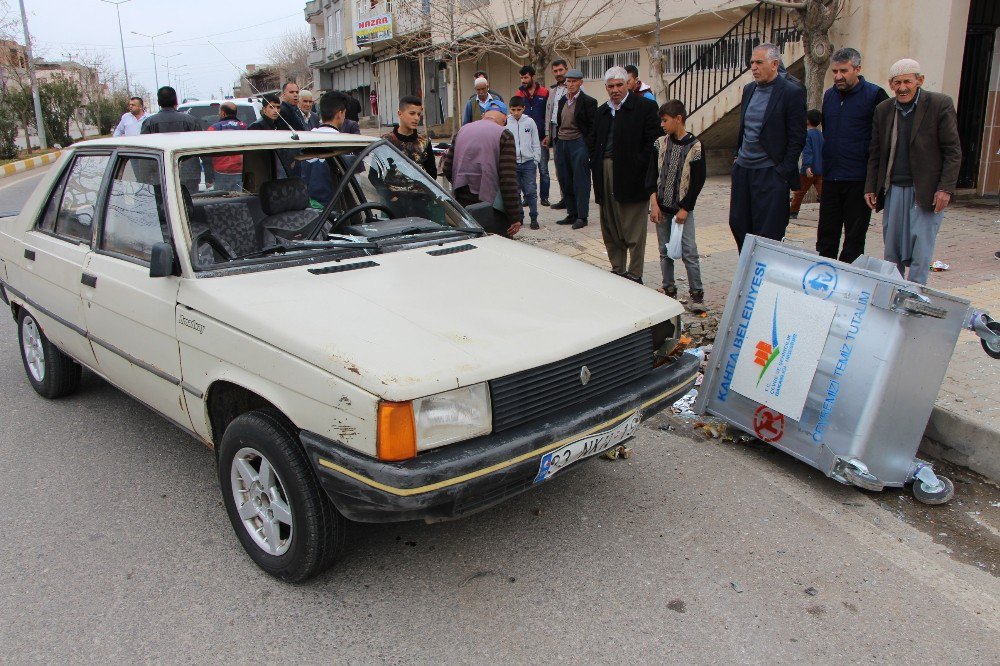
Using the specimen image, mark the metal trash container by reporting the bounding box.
[694,236,995,505]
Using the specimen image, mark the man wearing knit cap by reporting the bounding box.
[462,77,508,125]
[865,58,961,285]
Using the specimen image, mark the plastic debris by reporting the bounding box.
[601,444,632,460]
[804,586,819,596]
[930,260,950,271]
[731,581,744,593]
[671,388,699,416]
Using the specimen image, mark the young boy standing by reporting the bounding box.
[382,95,437,178]
[506,96,541,229]
[790,109,823,219]
[646,100,707,304]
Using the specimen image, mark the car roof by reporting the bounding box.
[77,130,378,152]
[179,99,258,106]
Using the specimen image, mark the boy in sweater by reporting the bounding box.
[789,109,824,219]
[506,96,542,229]
[645,100,707,304]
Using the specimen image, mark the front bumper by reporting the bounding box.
[301,353,698,522]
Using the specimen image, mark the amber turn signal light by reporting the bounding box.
[377,401,417,461]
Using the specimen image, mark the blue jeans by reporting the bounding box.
[516,160,538,218]
[538,144,550,200]
[554,137,590,220]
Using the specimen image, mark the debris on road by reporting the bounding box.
[804,586,819,596]
[930,260,950,271]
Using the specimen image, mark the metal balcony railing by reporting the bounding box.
[666,1,801,116]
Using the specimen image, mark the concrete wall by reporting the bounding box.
[830,0,971,101]
[976,29,1000,194]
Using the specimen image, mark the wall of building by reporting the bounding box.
[975,29,1000,194]
[831,0,971,101]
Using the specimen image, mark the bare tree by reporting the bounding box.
[264,28,313,89]
[460,0,625,85]
[760,0,844,109]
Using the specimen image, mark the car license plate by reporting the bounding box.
[534,411,641,484]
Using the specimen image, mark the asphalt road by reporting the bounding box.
[1,166,998,662]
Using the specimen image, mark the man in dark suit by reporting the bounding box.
[278,81,307,132]
[864,58,960,285]
[553,68,598,229]
[590,66,661,282]
[729,43,807,251]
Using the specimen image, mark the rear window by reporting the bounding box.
[181,103,257,128]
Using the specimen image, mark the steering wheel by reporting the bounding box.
[331,202,397,231]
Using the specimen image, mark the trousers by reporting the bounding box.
[729,164,790,252]
[790,173,823,213]
[554,137,591,220]
[655,211,703,292]
[817,180,872,264]
[538,145,550,201]
[516,160,538,218]
[882,185,943,285]
[598,158,648,280]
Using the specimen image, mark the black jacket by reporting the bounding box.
[248,115,280,130]
[140,107,202,133]
[590,93,662,204]
[555,91,598,145]
[737,75,807,191]
[279,100,307,132]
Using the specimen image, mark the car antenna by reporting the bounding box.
[209,40,300,140]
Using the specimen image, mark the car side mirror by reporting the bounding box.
[464,202,494,229]
[149,242,175,278]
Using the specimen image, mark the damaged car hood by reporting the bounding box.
[178,236,682,401]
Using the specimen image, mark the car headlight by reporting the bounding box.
[376,383,492,461]
[413,383,492,451]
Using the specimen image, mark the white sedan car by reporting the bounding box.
[0,131,696,581]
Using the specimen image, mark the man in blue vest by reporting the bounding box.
[817,48,889,263]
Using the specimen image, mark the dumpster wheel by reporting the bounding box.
[982,320,1000,359]
[912,475,955,505]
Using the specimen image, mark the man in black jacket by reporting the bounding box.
[729,43,806,251]
[553,68,597,229]
[141,86,205,192]
[278,81,307,132]
[591,66,661,282]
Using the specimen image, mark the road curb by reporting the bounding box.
[0,151,61,179]
[920,405,1000,482]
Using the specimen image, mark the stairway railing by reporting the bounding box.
[666,1,801,116]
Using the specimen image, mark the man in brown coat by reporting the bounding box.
[864,58,961,284]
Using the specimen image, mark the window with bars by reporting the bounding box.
[577,50,640,80]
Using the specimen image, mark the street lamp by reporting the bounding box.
[100,0,132,93]
[131,29,171,89]
[154,52,181,86]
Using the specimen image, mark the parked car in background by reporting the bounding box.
[0,131,697,582]
[178,98,261,128]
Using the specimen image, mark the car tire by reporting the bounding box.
[17,309,81,399]
[218,409,345,582]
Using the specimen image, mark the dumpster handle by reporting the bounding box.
[891,289,948,319]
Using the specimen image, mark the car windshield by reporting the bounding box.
[182,141,482,274]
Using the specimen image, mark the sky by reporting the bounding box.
[10,0,307,101]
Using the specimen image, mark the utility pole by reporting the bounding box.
[18,0,47,149]
[132,29,171,90]
[653,0,663,102]
[101,0,132,93]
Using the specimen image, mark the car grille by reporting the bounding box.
[489,329,654,433]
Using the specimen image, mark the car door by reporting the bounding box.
[6,152,111,368]
[81,152,192,430]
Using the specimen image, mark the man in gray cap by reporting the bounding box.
[553,67,598,229]
[865,58,961,284]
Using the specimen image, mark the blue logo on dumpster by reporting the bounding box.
[802,262,838,300]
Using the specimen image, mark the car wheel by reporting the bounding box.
[17,309,81,399]
[218,410,345,582]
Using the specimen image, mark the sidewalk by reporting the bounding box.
[517,172,1000,481]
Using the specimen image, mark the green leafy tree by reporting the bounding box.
[39,75,82,147]
[86,92,129,136]
[0,105,18,159]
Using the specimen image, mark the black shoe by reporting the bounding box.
[530,219,539,230]
[540,199,550,206]
[690,289,704,304]
[557,215,574,225]
[663,285,678,298]
[552,200,566,210]
[571,219,587,229]
[521,199,528,207]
